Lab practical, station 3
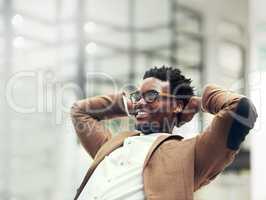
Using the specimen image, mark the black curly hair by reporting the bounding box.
[143,66,194,106]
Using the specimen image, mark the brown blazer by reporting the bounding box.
[71,85,257,200]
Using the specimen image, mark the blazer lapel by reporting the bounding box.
[94,130,140,161]
[142,134,193,200]
[143,134,183,168]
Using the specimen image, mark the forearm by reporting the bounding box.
[194,85,257,189]
[201,84,257,150]
[201,84,243,114]
[72,93,127,120]
[71,93,127,157]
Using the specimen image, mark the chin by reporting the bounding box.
[135,121,162,134]
[136,119,148,125]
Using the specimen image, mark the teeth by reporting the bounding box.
[135,111,149,119]
[138,112,147,115]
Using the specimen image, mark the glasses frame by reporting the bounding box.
[129,89,178,104]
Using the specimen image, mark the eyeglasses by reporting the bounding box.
[129,90,178,104]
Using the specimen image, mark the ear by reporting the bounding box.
[173,100,184,113]
[178,96,201,124]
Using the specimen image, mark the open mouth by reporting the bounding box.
[135,109,150,120]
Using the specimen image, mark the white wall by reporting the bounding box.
[250,0,266,199]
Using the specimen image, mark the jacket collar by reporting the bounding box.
[143,134,183,167]
[94,131,183,164]
[94,130,141,161]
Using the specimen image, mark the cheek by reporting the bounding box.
[150,102,174,115]
[149,102,164,114]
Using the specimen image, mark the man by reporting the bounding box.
[71,66,257,200]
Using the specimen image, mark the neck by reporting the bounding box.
[135,123,173,135]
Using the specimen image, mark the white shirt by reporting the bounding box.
[79,133,166,200]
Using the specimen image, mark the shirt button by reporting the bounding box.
[93,196,98,199]
[120,162,124,166]
[107,179,111,183]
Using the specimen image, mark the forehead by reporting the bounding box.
[139,77,170,93]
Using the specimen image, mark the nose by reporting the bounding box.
[134,96,147,109]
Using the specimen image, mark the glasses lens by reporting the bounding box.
[144,90,159,103]
[130,91,141,103]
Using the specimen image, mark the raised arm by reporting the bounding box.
[194,84,258,190]
[71,93,127,159]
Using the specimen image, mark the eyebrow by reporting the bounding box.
[131,89,160,94]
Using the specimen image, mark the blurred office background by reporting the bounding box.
[0,0,265,199]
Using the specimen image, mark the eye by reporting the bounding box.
[144,90,159,102]
[130,91,141,103]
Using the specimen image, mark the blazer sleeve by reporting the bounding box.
[71,93,128,159]
[194,84,258,189]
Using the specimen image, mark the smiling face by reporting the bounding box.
[132,77,183,134]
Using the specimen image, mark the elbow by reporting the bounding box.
[70,102,88,137]
[70,102,80,119]
[70,102,82,132]
[226,97,258,150]
[235,97,258,128]
[70,101,91,122]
